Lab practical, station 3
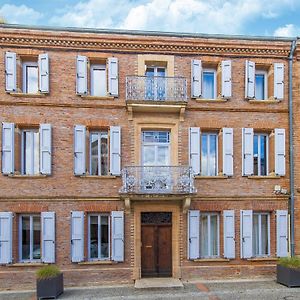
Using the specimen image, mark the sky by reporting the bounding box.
[0,0,300,37]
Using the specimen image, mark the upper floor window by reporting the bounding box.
[145,66,166,101]
[90,64,107,97]
[201,132,217,176]
[253,212,270,257]
[202,69,217,99]
[255,70,267,100]
[5,52,49,94]
[253,133,268,176]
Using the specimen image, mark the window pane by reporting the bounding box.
[157,146,169,165]
[253,215,259,256]
[143,145,155,166]
[101,216,109,259]
[100,133,108,176]
[32,216,41,260]
[209,135,217,176]
[253,135,258,176]
[24,132,33,175]
[261,215,269,255]
[210,215,218,256]
[33,132,40,175]
[203,71,215,99]
[200,215,208,257]
[260,136,267,176]
[26,66,38,94]
[255,74,265,100]
[21,216,30,260]
[91,68,106,96]
[90,133,99,175]
[90,216,99,259]
[201,135,208,176]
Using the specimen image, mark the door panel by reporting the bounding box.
[157,226,172,276]
[141,226,156,276]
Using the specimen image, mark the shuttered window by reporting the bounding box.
[90,64,107,97]
[201,133,217,176]
[202,68,217,99]
[253,133,268,176]
[253,213,270,257]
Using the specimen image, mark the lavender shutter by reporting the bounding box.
[242,128,254,176]
[240,210,253,258]
[274,128,285,176]
[221,60,232,98]
[110,126,121,175]
[2,123,15,175]
[74,125,86,175]
[223,128,233,176]
[223,210,235,259]
[76,55,88,95]
[5,52,16,92]
[188,210,200,259]
[0,212,13,264]
[274,63,284,100]
[191,59,202,98]
[189,127,200,175]
[40,124,52,175]
[71,211,84,262]
[108,57,118,96]
[276,210,288,257]
[38,53,49,93]
[111,211,124,262]
[41,212,55,263]
[245,60,255,99]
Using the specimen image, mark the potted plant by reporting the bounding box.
[36,265,64,299]
[277,257,300,287]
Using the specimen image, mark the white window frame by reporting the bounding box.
[89,130,109,176]
[202,68,217,99]
[200,132,218,176]
[22,61,39,94]
[200,212,220,258]
[90,64,107,96]
[253,133,269,176]
[253,212,270,257]
[21,129,40,175]
[88,213,110,261]
[145,65,166,101]
[255,70,268,100]
[19,214,41,262]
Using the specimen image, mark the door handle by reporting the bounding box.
[145,245,152,248]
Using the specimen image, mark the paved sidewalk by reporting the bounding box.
[0,279,300,299]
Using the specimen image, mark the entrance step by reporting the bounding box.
[134,278,183,289]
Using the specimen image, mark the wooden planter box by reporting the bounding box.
[277,265,300,287]
[36,273,64,299]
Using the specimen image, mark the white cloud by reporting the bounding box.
[0,4,42,25]
[273,24,300,37]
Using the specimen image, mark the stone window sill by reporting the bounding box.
[78,260,117,265]
[195,175,229,179]
[79,175,117,179]
[7,174,47,179]
[193,258,230,262]
[195,98,228,103]
[247,175,281,179]
[80,95,116,100]
[8,92,47,98]
[247,257,278,262]
[248,99,280,104]
[7,263,47,267]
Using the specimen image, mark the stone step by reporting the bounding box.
[134,278,184,289]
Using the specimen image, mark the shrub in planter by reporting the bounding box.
[36,265,64,299]
[277,257,300,287]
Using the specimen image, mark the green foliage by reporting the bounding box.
[278,257,300,269]
[36,265,61,280]
[0,16,6,24]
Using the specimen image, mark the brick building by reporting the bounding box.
[0,24,295,288]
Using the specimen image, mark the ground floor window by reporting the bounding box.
[19,215,41,262]
[88,214,110,260]
[200,213,219,258]
[253,213,270,257]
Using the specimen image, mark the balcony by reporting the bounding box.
[125,76,188,120]
[120,166,196,195]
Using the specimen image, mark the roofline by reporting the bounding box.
[0,23,297,42]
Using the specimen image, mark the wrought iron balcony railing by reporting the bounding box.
[126,76,187,102]
[120,166,196,194]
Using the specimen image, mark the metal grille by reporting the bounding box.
[141,212,172,224]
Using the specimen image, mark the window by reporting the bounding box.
[201,133,217,176]
[23,62,39,94]
[90,131,109,176]
[145,66,166,100]
[255,70,267,100]
[19,215,41,262]
[90,64,107,96]
[253,133,268,176]
[200,213,220,258]
[88,214,110,260]
[253,213,270,257]
[21,129,40,175]
[202,68,216,99]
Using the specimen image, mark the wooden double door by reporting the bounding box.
[141,212,172,277]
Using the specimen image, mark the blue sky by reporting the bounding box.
[0,0,300,37]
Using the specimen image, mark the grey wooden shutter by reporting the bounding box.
[5,52,16,92]
[221,60,232,98]
[108,57,118,96]
[41,212,55,263]
[223,210,235,259]
[110,126,121,176]
[276,210,288,257]
[191,59,202,98]
[242,128,254,176]
[223,128,233,176]
[189,127,200,175]
[274,63,284,100]
[76,55,88,95]
[111,211,124,262]
[275,128,285,176]
[245,60,255,99]
[2,123,15,175]
[240,210,253,258]
[40,124,52,175]
[188,210,200,259]
[0,212,13,264]
[74,125,86,175]
[38,53,49,93]
[71,211,84,262]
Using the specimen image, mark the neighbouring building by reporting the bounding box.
[0,24,295,289]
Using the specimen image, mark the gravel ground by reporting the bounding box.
[0,279,300,300]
